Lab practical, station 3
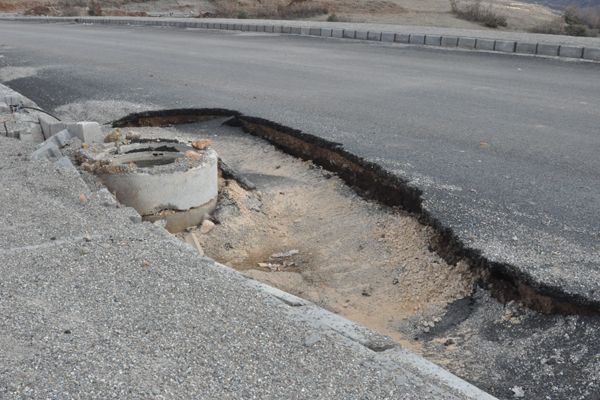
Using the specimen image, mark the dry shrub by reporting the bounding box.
[449,0,507,28]
[212,0,328,20]
[52,0,85,16]
[24,5,52,15]
[103,9,148,16]
[529,17,565,34]
[565,6,600,30]
[277,2,328,19]
[61,5,82,16]
[211,0,239,18]
[529,6,599,37]
[88,0,102,15]
[563,6,599,36]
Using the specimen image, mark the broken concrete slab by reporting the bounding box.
[44,128,72,148]
[18,124,45,143]
[39,114,66,138]
[31,141,62,160]
[54,156,79,174]
[67,121,104,143]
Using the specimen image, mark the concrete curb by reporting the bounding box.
[1,16,600,62]
[219,264,498,400]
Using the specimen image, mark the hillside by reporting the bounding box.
[0,0,561,32]
[531,0,600,9]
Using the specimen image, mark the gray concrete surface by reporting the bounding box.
[87,142,219,216]
[0,22,598,307]
[0,126,495,398]
[2,16,600,61]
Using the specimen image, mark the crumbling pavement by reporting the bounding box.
[0,84,497,399]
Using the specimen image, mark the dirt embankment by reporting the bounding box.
[0,0,559,32]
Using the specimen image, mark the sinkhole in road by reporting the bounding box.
[105,117,478,351]
[71,107,600,399]
[111,108,598,316]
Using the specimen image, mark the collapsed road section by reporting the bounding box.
[1,90,502,400]
[4,90,599,399]
[100,110,597,400]
[111,108,599,314]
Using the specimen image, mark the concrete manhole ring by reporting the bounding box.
[82,141,218,232]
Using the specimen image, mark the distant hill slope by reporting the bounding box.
[0,0,560,33]
[528,0,600,9]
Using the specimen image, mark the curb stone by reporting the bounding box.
[224,265,498,400]
[1,16,598,62]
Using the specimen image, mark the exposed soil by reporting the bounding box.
[77,118,600,400]
[131,121,478,351]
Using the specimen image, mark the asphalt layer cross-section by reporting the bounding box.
[0,21,598,305]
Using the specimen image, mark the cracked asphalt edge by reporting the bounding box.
[0,82,497,399]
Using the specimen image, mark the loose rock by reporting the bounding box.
[184,150,202,161]
[104,128,121,143]
[191,139,212,150]
[271,249,299,259]
[200,219,215,234]
[125,131,142,141]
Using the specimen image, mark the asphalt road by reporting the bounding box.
[0,21,598,304]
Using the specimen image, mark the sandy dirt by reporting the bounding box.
[125,122,479,351]
[78,120,600,399]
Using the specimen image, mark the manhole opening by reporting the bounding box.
[117,151,182,168]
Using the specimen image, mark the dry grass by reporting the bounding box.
[530,5,599,37]
[211,0,329,20]
[563,5,600,36]
[449,0,507,28]
[102,9,148,16]
[529,17,565,34]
